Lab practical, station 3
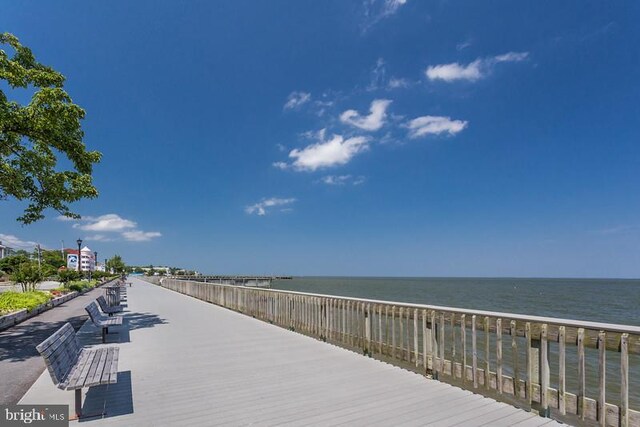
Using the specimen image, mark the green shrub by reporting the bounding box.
[0,291,52,315]
[58,269,80,285]
[68,283,83,292]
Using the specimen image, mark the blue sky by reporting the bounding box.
[1,1,639,277]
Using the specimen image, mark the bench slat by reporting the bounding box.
[88,347,109,386]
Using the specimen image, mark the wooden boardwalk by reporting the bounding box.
[20,278,561,426]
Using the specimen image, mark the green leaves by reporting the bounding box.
[1,32,101,224]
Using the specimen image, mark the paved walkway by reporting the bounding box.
[20,278,561,426]
[0,285,111,404]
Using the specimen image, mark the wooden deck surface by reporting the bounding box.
[19,277,563,426]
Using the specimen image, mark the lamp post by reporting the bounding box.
[76,238,82,275]
[94,251,98,272]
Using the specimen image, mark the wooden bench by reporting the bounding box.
[36,323,119,419]
[85,301,123,343]
[97,295,124,316]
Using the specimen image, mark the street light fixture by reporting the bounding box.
[76,238,82,275]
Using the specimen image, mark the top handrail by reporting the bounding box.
[165,278,640,335]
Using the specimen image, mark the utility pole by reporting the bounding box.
[36,244,42,271]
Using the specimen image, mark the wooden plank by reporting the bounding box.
[558,326,566,415]
[526,321,532,406]
[484,316,490,390]
[461,314,466,385]
[578,327,586,420]
[440,312,445,375]
[511,320,520,399]
[399,307,405,360]
[541,323,549,415]
[432,311,438,378]
[414,309,419,367]
[451,313,457,378]
[472,314,477,388]
[598,330,606,426]
[621,333,629,427]
[391,306,396,358]
[422,309,428,372]
[496,318,503,394]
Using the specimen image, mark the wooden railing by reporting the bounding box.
[158,278,640,427]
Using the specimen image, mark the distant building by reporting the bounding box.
[0,241,14,259]
[64,246,96,271]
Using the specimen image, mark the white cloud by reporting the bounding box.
[121,230,162,242]
[58,212,161,243]
[272,161,289,170]
[75,214,136,232]
[456,39,472,51]
[321,175,366,186]
[363,0,409,31]
[426,60,483,82]
[0,233,38,249]
[340,99,392,131]
[426,52,529,82]
[246,198,296,216]
[493,52,529,63]
[285,132,370,171]
[406,115,468,138]
[84,234,115,242]
[387,77,411,89]
[367,58,387,91]
[283,91,311,110]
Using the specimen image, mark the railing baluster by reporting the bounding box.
[432,311,438,379]
[578,327,586,420]
[541,323,549,417]
[451,313,457,378]
[497,318,502,394]
[598,330,606,427]
[558,326,566,415]
[440,312,445,375]
[422,309,428,373]
[461,314,466,384]
[621,333,629,427]
[414,309,419,367]
[399,307,405,361]
[391,306,396,359]
[484,316,490,389]
[472,314,477,388]
[525,322,532,406]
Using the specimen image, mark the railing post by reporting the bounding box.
[364,304,371,355]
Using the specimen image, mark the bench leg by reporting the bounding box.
[70,388,107,420]
[102,327,106,343]
[74,389,82,419]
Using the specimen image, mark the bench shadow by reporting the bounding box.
[80,370,134,422]
[0,315,87,362]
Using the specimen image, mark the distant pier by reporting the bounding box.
[170,275,292,288]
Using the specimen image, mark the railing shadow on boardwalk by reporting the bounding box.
[80,371,134,422]
[0,315,87,362]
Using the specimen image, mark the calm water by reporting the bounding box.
[272,277,640,326]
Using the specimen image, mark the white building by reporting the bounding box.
[0,241,14,259]
[80,246,96,271]
[66,246,96,271]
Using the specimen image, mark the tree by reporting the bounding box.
[0,33,102,224]
[145,268,156,276]
[41,249,65,269]
[106,255,126,274]
[57,268,79,285]
[0,254,30,274]
[10,261,43,292]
